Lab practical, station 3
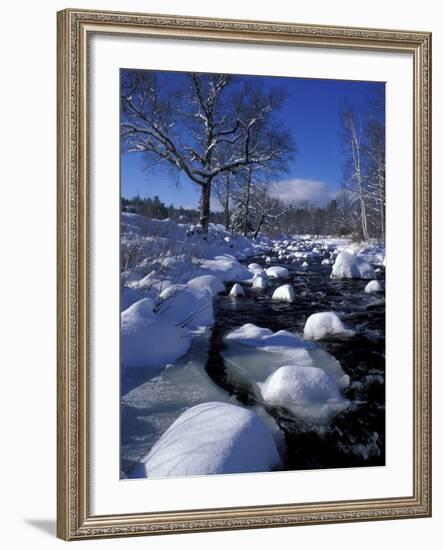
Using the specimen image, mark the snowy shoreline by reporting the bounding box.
[121,213,385,478]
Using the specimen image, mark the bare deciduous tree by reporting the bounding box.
[365,117,386,240]
[121,71,294,233]
[341,105,370,240]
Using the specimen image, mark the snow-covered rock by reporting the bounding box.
[141,402,282,478]
[302,261,309,267]
[303,311,355,340]
[121,298,192,369]
[248,263,264,273]
[230,283,245,297]
[252,275,267,289]
[330,251,375,279]
[259,365,349,424]
[197,255,250,282]
[364,279,384,293]
[187,275,226,296]
[272,284,295,303]
[265,266,289,279]
[261,365,341,404]
[158,284,214,328]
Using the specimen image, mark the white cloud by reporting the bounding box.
[270,178,336,207]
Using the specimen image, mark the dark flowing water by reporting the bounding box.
[206,255,385,471]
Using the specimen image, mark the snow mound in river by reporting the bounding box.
[272,284,295,303]
[141,402,282,478]
[252,275,267,289]
[330,251,375,279]
[121,298,192,369]
[364,279,384,293]
[303,311,355,340]
[259,365,349,423]
[265,266,289,279]
[229,283,245,297]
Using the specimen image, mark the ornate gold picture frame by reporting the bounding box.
[57,8,431,540]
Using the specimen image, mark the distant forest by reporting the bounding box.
[122,195,343,237]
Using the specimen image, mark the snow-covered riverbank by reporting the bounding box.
[121,213,386,478]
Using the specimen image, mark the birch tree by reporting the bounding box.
[341,105,370,240]
[364,116,386,240]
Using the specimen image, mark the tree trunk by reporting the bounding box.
[378,165,385,241]
[253,214,265,239]
[359,192,370,240]
[224,174,231,230]
[243,168,252,237]
[199,181,211,233]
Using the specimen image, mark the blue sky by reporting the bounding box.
[121,71,384,209]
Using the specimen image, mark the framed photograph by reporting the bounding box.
[57,8,432,540]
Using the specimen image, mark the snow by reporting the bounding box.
[197,255,251,282]
[357,247,385,266]
[223,323,349,391]
[120,215,384,468]
[157,284,214,328]
[121,298,192,369]
[259,365,349,423]
[272,284,295,303]
[302,261,309,267]
[265,266,289,279]
[364,279,384,293]
[261,365,341,404]
[140,402,282,478]
[229,283,245,297]
[122,212,187,240]
[121,286,148,311]
[248,262,264,274]
[252,275,267,289]
[122,334,239,464]
[225,323,275,347]
[187,275,226,296]
[303,311,355,340]
[330,251,376,279]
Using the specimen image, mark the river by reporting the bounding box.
[121,249,385,476]
[206,254,385,470]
